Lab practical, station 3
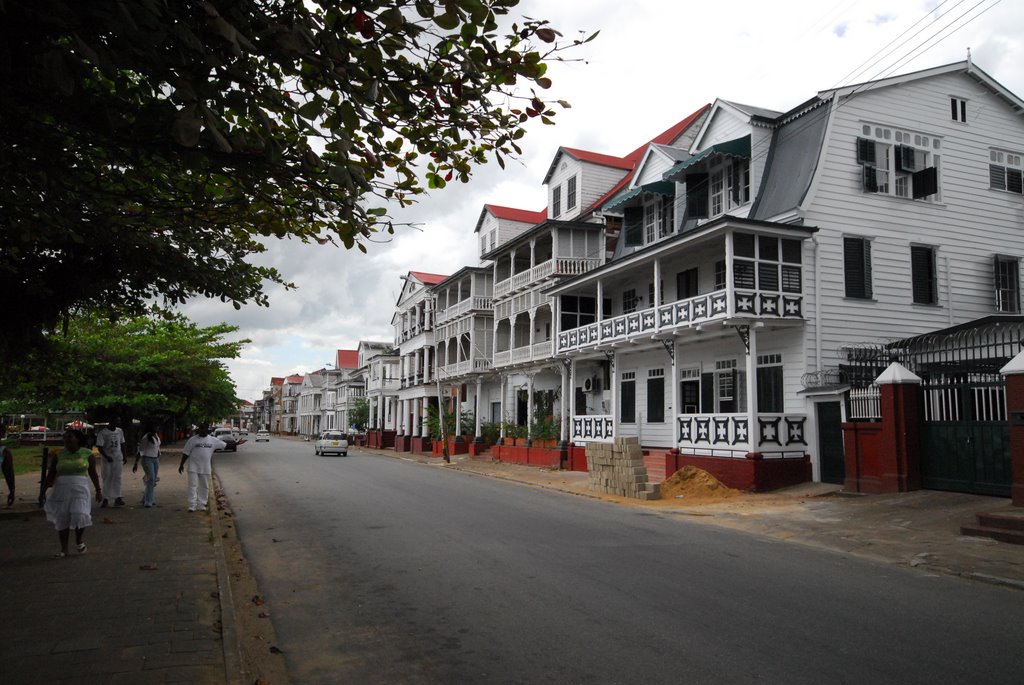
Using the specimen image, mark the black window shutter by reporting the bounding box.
[912,167,938,199]
[990,164,1006,190]
[620,380,636,423]
[700,373,714,413]
[911,246,936,304]
[647,377,665,423]
[896,145,918,173]
[862,166,879,193]
[623,206,643,246]
[856,138,876,164]
[686,173,709,219]
[730,163,740,204]
[1008,169,1023,195]
[845,237,872,299]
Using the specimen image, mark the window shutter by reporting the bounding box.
[911,246,936,304]
[701,373,714,413]
[992,254,1002,310]
[990,164,1006,190]
[1008,169,1024,195]
[730,163,740,204]
[623,206,643,247]
[844,237,872,299]
[686,172,709,219]
[862,166,879,193]
[856,138,876,164]
[896,145,919,173]
[912,167,938,199]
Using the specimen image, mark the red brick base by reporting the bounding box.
[661,452,811,492]
[410,436,431,455]
[494,445,564,468]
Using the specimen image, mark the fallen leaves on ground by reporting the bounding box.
[252,595,265,606]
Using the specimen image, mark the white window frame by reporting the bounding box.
[859,124,942,202]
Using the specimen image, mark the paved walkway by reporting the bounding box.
[0,451,232,685]
[375,447,1024,590]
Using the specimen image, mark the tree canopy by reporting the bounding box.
[0,313,245,427]
[0,0,592,356]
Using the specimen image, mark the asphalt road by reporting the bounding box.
[214,438,1024,685]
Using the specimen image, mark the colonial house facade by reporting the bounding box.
[297,371,325,437]
[322,349,362,433]
[392,271,447,452]
[360,339,400,447]
[550,60,1024,492]
[279,374,303,435]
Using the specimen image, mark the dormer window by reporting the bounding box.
[685,158,750,220]
[857,127,940,200]
[567,176,577,211]
[552,184,561,217]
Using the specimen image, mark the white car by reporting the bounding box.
[255,431,270,442]
[315,431,348,457]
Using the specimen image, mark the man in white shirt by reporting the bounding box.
[95,417,126,507]
[178,424,226,512]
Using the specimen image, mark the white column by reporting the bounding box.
[609,353,617,436]
[654,258,662,331]
[746,326,758,452]
[499,375,507,442]
[526,374,535,442]
[670,339,679,449]
[596,279,604,343]
[474,377,483,441]
[400,399,408,434]
[560,361,570,444]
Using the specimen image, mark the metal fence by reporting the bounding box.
[848,385,881,420]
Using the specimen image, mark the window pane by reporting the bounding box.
[647,377,665,423]
[734,233,755,258]
[756,365,784,413]
[620,380,636,423]
[781,239,802,264]
[734,260,756,289]
[758,236,778,261]
[911,246,937,304]
[758,262,779,291]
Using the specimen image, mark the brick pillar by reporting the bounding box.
[876,362,923,493]
[999,353,1024,507]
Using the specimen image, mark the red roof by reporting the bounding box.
[335,349,359,369]
[286,374,304,383]
[270,377,284,386]
[590,105,711,211]
[485,204,547,224]
[410,271,449,286]
[559,147,635,171]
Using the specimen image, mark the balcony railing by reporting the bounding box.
[556,288,804,354]
[494,256,603,300]
[493,340,554,368]
[570,415,614,443]
[438,358,493,379]
[436,296,494,324]
[676,412,808,458]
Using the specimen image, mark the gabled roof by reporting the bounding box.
[270,377,284,386]
[335,349,359,369]
[285,374,304,384]
[819,60,1024,115]
[719,100,783,121]
[409,271,448,286]
[474,204,547,233]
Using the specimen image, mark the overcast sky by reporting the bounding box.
[182,0,1024,402]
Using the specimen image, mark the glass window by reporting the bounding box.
[911,245,937,305]
[567,176,577,210]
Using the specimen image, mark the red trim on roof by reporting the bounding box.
[270,377,284,385]
[485,204,547,224]
[335,350,359,369]
[286,375,304,383]
[409,270,449,285]
[560,147,634,170]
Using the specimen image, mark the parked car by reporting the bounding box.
[255,431,270,442]
[315,431,348,457]
[213,427,239,452]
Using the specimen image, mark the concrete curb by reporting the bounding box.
[211,473,245,685]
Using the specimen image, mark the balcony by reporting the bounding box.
[556,288,804,354]
[676,412,807,458]
[570,415,614,443]
[495,290,541,321]
[493,340,553,368]
[438,358,492,379]
[494,257,602,299]
[436,296,493,324]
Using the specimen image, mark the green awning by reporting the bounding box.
[602,180,675,212]
[662,135,751,182]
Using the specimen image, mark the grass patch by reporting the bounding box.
[8,445,51,476]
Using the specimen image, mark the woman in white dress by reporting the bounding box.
[43,429,101,557]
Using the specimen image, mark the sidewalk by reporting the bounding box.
[0,452,233,685]
[375,448,1024,590]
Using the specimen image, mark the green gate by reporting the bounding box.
[919,374,1012,496]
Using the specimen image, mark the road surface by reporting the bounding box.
[214,438,1024,684]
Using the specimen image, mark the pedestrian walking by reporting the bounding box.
[1,437,14,506]
[43,429,101,557]
[95,417,126,507]
[178,424,225,512]
[132,423,161,508]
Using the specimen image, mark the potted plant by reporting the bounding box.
[530,415,560,449]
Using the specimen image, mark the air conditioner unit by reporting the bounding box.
[584,377,602,393]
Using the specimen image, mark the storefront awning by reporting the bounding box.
[602,180,675,212]
[662,135,751,182]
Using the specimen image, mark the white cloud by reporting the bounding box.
[182,0,1024,401]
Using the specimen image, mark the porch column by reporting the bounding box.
[744,325,759,456]
[725,233,735,312]
[400,399,408,434]
[670,339,679,446]
[474,376,483,443]
[529,238,536,269]
[526,374,535,445]
[421,398,430,439]
[609,352,617,437]
[561,359,572,445]
[499,374,507,443]
[654,258,662,332]
[596,279,604,343]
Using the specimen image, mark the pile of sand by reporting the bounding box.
[659,466,740,500]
